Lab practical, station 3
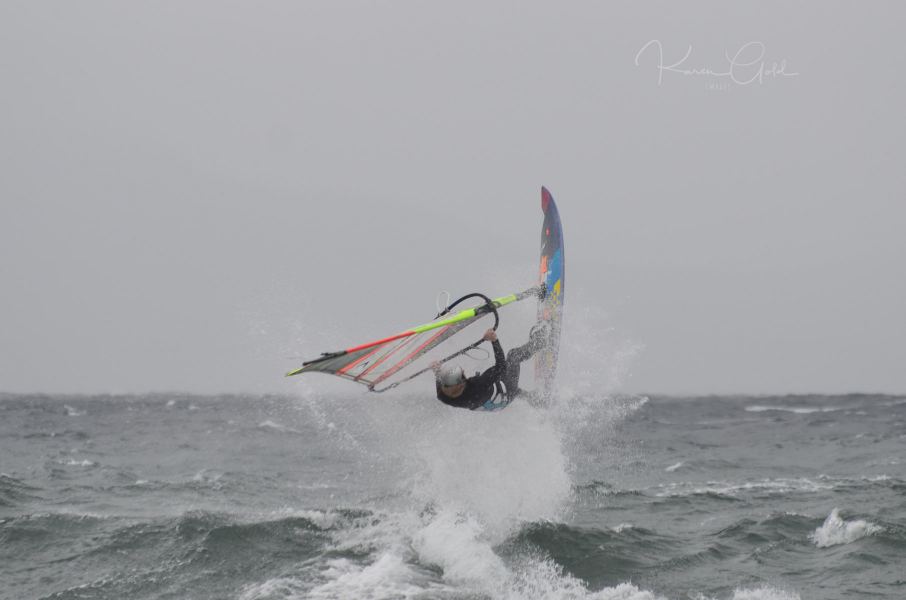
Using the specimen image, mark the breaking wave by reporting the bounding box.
[810,508,882,548]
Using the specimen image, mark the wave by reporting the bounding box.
[57,458,98,468]
[299,506,669,600]
[515,520,677,589]
[0,474,42,507]
[26,505,886,600]
[574,474,906,507]
[8,500,897,600]
[810,508,882,548]
[744,405,844,414]
[63,404,86,417]
[648,474,905,501]
[652,477,836,499]
[722,588,801,600]
[1,509,352,600]
[2,507,363,542]
[257,419,303,434]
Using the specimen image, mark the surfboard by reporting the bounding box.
[535,186,565,400]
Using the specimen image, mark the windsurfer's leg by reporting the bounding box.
[501,325,551,397]
[502,352,522,398]
[508,324,548,364]
[507,344,531,365]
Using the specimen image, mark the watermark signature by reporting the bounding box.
[635,40,799,88]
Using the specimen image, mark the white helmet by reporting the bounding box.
[437,365,466,387]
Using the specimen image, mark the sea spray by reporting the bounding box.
[547,293,646,469]
[407,402,572,534]
[726,587,802,600]
[279,290,652,597]
[810,508,882,548]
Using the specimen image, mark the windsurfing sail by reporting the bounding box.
[286,286,542,392]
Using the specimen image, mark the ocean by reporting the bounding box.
[1,392,904,600]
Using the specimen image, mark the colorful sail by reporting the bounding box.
[287,288,540,392]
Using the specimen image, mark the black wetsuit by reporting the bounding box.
[435,338,538,410]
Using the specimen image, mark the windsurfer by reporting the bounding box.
[432,325,547,410]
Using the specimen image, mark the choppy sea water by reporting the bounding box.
[1,392,904,600]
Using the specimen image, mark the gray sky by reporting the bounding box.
[2,2,904,395]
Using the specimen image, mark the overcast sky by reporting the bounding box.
[2,2,904,396]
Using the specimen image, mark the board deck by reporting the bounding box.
[534,186,565,399]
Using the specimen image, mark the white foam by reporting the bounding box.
[61,459,96,467]
[728,587,801,600]
[655,477,836,498]
[307,555,437,600]
[40,508,113,521]
[238,576,306,600]
[411,509,509,587]
[411,510,664,600]
[665,461,684,472]
[190,469,224,489]
[744,405,842,414]
[505,566,664,600]
[279,400,665,600]
[305,488,667,600]
[810,508,882,548]
[294,509,343,530]
[257,419,301,434]
[252,508,447,599]
[692,586,802,600]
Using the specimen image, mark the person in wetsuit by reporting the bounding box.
[433,326,547,410]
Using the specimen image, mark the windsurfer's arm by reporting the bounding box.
[473,330,506,385]
[483,329,505,368]
[490,340,505,374]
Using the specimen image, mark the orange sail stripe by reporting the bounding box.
[372,326,450,385]
[337,346,383,375]
[356,335,417,381]
[344,330,416,355]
